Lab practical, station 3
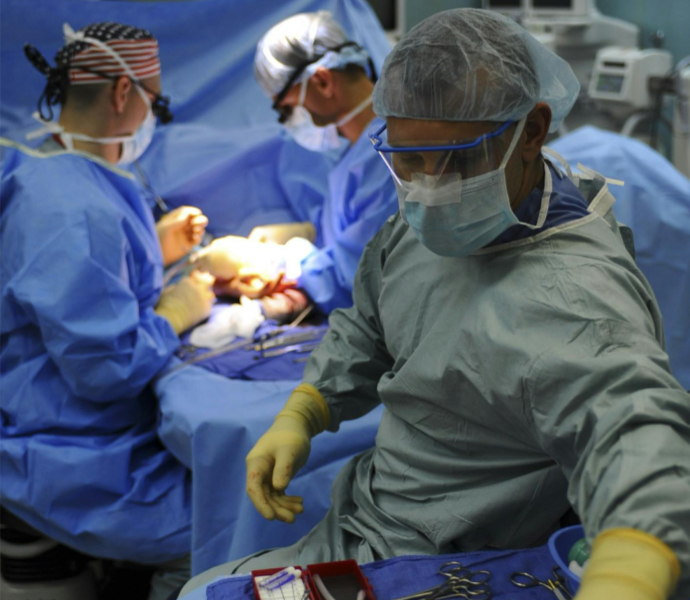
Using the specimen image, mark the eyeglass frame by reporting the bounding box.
[368,120,514,154]
[70,66,174,124]
[369,120,515,183]
[271,41,377,124]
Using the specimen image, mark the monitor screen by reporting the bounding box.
[532,0,573,7]
[366,0,397,31]
[596,74,625,94]
[487,0,522,7]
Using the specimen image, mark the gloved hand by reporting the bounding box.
[156,206,209,266]
[191,235,282,281]
[249,222,316,245]
[213,273,288,300]
[155,270,215,334]
[575,528,679,600]
[246,383,330,523]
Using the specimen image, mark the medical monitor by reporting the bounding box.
[366,0,406,44]
[483,0,524,18]
[483,0,523,9]
[525,0,593,22]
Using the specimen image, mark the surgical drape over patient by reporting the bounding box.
[372,9,579,131]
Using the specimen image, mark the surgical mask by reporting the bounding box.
[27,86,156,165]
[397,117,548,257]
[284,78,372,152]
[27,24,160,164]
[116,89,156,165]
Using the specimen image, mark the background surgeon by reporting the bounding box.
[1,22,214,600]
[180,9,690,600]
[193,11,398,316]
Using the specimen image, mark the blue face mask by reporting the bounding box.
[396,117,546,257]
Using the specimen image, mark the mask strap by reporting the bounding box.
[298,78,308,107]
[26,112,63,140]
[510,163,552,231]
[336,95,372,128]
[27,111,134,146]
[533,164,552,229]
[498,117,527,170]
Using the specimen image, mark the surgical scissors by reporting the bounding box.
[438,562,491,585]
[510,567,573,600]
[393,562,491,600]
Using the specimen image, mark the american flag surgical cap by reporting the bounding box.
[56,22,161,85]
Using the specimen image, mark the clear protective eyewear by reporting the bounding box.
[271,41,375,124]
[369,121,514,185]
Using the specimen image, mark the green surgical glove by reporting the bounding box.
[245,383,330,523]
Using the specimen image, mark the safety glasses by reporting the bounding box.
[271,41,376,124]
[369,121,514,184]
[67,66,173,124]
[135,80,173,124]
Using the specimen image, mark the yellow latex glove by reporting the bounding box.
[190,235,281,280]
[156,206,209,266]
[249,222,316,245]
[155,271,215,334]
[576,528,679,600]
[246,383,330,523]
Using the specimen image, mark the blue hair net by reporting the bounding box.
[372,8,579,131]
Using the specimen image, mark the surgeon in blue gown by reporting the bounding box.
[195,11,398,316]
[0,22,217,600]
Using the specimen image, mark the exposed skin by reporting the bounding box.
[58,74,161,164]
[386,102,553,211]
[276,66,375,143]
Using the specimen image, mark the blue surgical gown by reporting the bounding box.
[0,141,191,564]
[297,117,398,314]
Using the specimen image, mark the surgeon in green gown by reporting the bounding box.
[180,9,690,600]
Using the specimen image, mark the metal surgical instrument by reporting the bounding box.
[259,342,320,359]
[510,566,573,600]
[250,330,322,352]
[164,305,317,374]
[392,562,492,600]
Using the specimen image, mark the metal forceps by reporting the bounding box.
[259,342,320,359]
[510,567,573,600]
[165,305,316,374]
[393,562,492,600]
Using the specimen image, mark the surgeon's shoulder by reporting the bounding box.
[360,211,406,267]
[6,148,104,184]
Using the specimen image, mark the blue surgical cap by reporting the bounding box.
[372,8,580,132]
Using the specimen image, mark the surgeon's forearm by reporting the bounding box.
[576,528,679,600]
